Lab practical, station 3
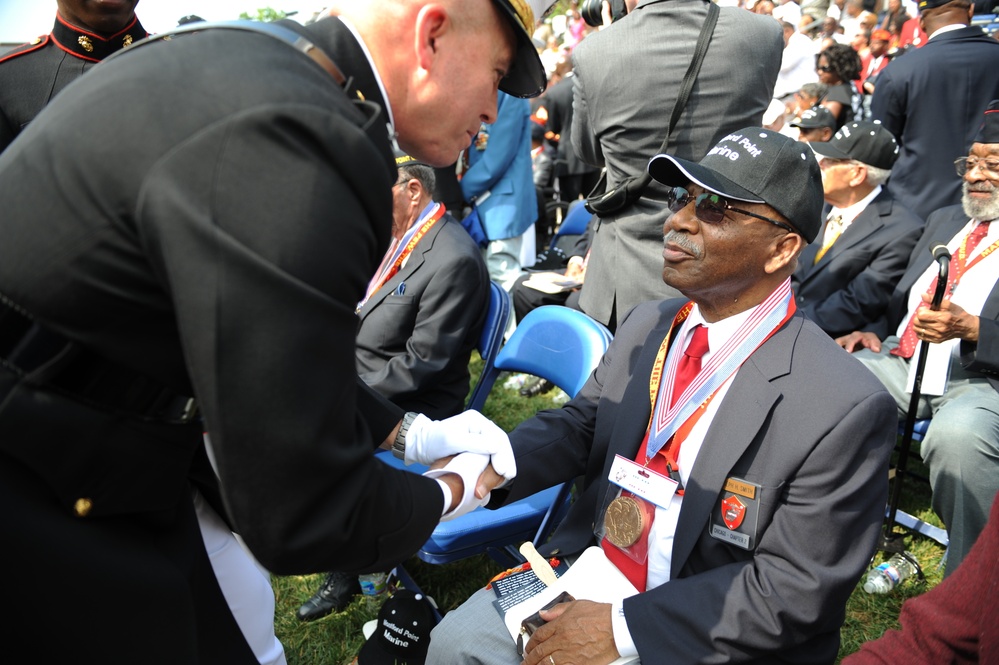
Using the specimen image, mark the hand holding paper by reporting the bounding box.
[522,600,620,665]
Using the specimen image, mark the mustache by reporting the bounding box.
[663,230,702,258]
[966,181,997,193]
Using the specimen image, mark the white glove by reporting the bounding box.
[405,411,517,482]
[424,452,491,521]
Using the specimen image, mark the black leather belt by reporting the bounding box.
[0,295,198,424]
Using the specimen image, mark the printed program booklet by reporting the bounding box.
[494,547,641,665]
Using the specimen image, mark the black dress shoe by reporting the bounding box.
[519,377,555,398]
[296,571,361,621]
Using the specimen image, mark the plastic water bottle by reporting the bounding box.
[359,571,387,597]
[863,553,919,594]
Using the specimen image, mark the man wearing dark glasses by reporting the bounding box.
[427,129,896,665]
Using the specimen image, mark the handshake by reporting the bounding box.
[400,411,516,521]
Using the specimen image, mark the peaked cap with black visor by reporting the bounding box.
[493,0,553,98]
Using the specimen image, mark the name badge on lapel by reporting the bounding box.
[709,477,761,551]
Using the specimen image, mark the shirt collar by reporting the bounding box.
[337,16,395,133]
[927,23,965,40]
[51,13,147,63]
[686,301,761,360]
[829,184,882,226]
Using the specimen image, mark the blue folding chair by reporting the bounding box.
[465,281,511,411]
[890,418,948,546]
[377,305,612,566]
[549,201,592,254]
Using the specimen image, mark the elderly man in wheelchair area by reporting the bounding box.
[836,100,999,578]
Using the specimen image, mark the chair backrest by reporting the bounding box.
[466,281,511,410]
[550,201,592,253]
[467,305,611,411]
[420,305,612,565]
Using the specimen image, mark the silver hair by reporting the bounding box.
[856,162,892,187]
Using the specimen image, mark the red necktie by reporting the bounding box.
[603,325,709,591]
[892,222,990,359]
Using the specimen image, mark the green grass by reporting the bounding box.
[271,357,946,663]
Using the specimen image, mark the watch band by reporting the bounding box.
[392,411,419,460]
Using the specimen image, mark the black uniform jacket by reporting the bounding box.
[0,13,148,152]
[0,17,444,575]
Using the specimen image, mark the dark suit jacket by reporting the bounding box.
[871,26,999,220]
[544,74,598,179]
[492,298,897,664]
[886,205,999,393]
[571,0,783,326]
[0,17,444,576]
[794,189,923,338]
[357,213,489,420]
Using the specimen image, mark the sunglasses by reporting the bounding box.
[816,65,834,73]
[666,186,798,234]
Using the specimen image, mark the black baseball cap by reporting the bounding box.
[358,590,439,665]
[394,147,431,169]
[492,0,552,98]
[647,128,824,243]
[790,106,837,130]
[810,121,900,170]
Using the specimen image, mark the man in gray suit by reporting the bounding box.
[572,0,784,330]
[299,150,489,621]
[427,129,896,665]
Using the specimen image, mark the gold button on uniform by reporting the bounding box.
[74,497,93,517]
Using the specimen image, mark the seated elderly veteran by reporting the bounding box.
[793,121,923,339]
[355,150,490,421]
[837,100,999,577]
[298,149,490,622]
[426,129,898,665]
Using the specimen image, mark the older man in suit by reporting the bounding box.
[571,0,784,331]
[427,129,897,665]
[794,121,923,338]
[299,150,490,621]
[870,0,999,220]
[838,101,999,576]
[356,153,490,420]
[0,0,552,661]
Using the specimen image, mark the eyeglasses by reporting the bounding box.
[665,186,798,234]
[816,65,834,73]
[954,156,999,178]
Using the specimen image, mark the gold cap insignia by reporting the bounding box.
[506,0,536,33]
[73,497,93,517]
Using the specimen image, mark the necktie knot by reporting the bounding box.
[683,325,710,361]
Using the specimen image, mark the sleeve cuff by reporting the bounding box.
[610,600,638,659]
[435,479,453,517]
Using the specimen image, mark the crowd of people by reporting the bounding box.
[1,0,998,663]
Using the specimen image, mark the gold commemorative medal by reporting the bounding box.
[605,496,644,548]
